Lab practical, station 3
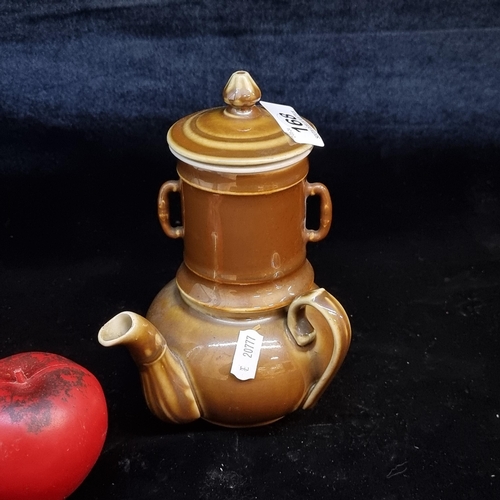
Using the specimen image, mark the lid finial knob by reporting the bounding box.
[223,71,261,114]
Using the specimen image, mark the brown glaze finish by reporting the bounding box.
[158,158,332,285]
[167,71,312,168]
[153,283,314,426]
[98,282,350,427]
[98,71,351,427]
[145,282,349,427]
[98,311,200,424]
[175,261,315,312]
[181,176,306,283]
[176,158,309,194]
[223,70,261,111]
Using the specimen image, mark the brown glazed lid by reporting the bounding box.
[167,71,313,172]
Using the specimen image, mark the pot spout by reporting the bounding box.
[98,312,200,424]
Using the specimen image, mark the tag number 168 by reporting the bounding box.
[279,113,308,132]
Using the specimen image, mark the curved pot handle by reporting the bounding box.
[287,288,351,409]
[158,180,184,239]
[304,182,332,242]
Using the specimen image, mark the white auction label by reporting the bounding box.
[230,329,264,381]
[260,101,324,147]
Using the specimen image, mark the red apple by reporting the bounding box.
[0,352,108,500]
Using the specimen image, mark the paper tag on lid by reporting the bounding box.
[230,329,264,381]
[260,101,324,147]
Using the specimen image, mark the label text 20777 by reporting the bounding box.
[242,335,256,358]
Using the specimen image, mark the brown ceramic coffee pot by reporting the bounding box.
[98,71,351,427]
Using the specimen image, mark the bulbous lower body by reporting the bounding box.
[144,279,350,427]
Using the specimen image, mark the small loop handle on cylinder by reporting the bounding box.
[287,288,351,408]
[158,180,184,239]
[304,182,332,242]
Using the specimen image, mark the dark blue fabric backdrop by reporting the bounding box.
[2,0,500,175]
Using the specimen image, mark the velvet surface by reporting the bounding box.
[1,1,500,498]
